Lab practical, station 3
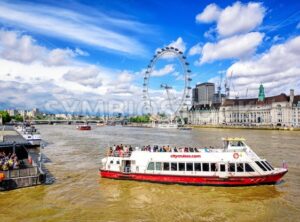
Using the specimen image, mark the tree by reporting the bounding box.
[129,115,150,123]
[0,111,11,124]
[13,114,24,122]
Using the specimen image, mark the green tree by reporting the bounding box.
[0,111,11,124]
[13,114,24,122]
[129,115,150,123]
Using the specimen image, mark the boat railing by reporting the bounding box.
[107,150,132,158]
[105,146,249,157]
[1,166,38,179]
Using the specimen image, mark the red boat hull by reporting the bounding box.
[77,126,91,130]
[99,170,287,186]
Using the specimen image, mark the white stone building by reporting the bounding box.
[189,87,300,127]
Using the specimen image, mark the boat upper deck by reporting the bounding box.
[105,138,260,161]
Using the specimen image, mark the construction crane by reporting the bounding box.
[160,83,174,112]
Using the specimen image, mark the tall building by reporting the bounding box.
[192,82,215,106]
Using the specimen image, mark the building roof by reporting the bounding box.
[196,82,215,87]
[223,93,299,106]
[190,103,221,110]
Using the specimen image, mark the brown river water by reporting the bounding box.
[0,125,299,222]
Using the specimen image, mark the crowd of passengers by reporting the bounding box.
[107,144,216,156]
[0,152,20,171]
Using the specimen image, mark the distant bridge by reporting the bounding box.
[31,119,128,125]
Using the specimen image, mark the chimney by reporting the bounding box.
[290,89,294,106]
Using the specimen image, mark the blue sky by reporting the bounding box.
[0,0,299,114]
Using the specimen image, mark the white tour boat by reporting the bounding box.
[99,138,288,186]
[15,124,42,146]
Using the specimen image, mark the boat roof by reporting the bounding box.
[222,137,246,142]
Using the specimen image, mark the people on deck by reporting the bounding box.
[0,152,20,171]
[106,144,212,157]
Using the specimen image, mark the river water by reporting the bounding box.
[0,125,299,222]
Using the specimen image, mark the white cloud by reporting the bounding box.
[0,1,149,55]
[196,4,221,23]
[168,37,186,53]
[0,29,84,66]
[0,29,146,113]
[46,48,76,66]
[188,43,202,56]
[226,35,300,97]
[200,32,264,64]
[152,64,175,77]
[196,2,266,37]
[156,37,187,59]
[63,66,103,88]
[0,29,45,63]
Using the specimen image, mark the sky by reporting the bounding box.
[0,0,299,115]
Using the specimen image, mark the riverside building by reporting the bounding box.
[189,83,300,127]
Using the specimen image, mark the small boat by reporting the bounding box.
[76,125,91,130]
[99,138,288,186]
[154,122,178,129]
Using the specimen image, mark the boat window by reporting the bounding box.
[255,161,267,171]
[261,161,272,171]
[203,163,209,172]
[179,163,185,171]
[116,161,120,164]
[110,160,113,164]
[186,163,193,171]
[210,163,217,172]
[230,141,244,147]
[147,162,154,171]
[171,162,177,171]
[163,162,170,171]
[220,164,226,172]
[229,163,236,172]
[265,161,274,170]
[194,163,201,171]
[155,162,162,171]
[237,163,244,172]
[245,163,255,172]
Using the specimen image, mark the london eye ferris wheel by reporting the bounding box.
[142,46,192,122]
